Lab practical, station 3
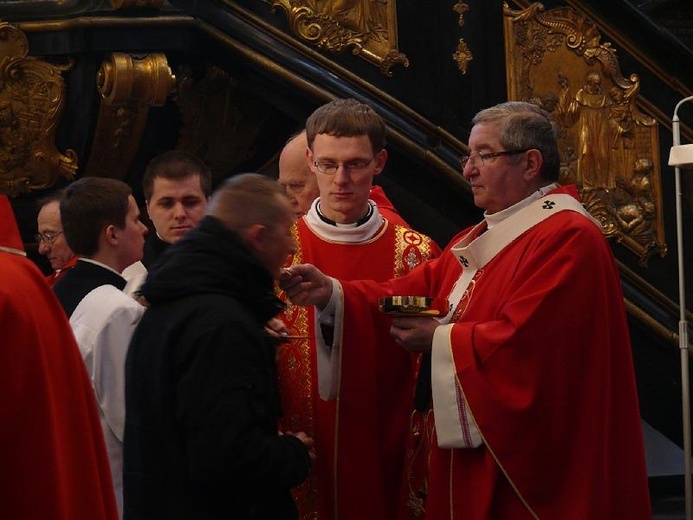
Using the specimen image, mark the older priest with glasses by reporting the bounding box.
[280,101,651,519]
[36,191,79,286]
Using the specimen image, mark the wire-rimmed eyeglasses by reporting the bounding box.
[313,158,374,175]
[459,149,530,170]
[35,230,63,244]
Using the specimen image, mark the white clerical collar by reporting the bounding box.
[79,257,126,279]
[484,182,559,230]
[304,198,385,243]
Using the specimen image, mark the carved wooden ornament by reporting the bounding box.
[86,53,174,180]
[263,0,408,76]
[503,2,666,264]
[0,22,77,196]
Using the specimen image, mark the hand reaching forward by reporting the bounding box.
[278,264,334,309]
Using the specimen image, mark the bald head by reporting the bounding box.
[278,131,320,217]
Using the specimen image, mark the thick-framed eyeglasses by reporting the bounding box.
[459,149,530,170]
[313,158,374,175]
[35,230,63,244]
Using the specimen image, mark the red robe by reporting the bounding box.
[370,185,409,226]
[46,254,78,286]
[278,215,441,519]
[0,196,118,520]
[338,186,651,519]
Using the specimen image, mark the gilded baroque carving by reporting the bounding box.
[86,53,174,179]
[0,22,77,196]
[452,3,473,75]
[503,2,666,264]
[262,0,408,76]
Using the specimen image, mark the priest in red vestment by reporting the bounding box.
[0,195,118,520]
[36,191,79,285]
[276,99,441,519]
[280,101,651,519]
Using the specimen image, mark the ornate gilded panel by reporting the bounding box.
[503,2,666,264]
[0,23,77,196]
[260,0,408,76]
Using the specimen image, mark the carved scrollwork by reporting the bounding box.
[503,2,666,265]
[85,53,174,179]
[0,23,77,196]
[263,0,408,76]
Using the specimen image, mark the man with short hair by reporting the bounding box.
[53,177,149,518]
[281,101,651,519]
[37,190,145,294]
[142,150,212,268]
[36,191,77,285]
[279,129,409,224]
[276,98,440,519]
[124,174,313,519]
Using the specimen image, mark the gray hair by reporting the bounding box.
[472,101,561,182]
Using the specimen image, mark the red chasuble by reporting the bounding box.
[0,197,118,519]
[338,186,651,519]
[278,217,440,520]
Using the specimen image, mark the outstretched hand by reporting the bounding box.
[278,264,334,309]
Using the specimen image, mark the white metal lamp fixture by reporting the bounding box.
[668,94,693,520]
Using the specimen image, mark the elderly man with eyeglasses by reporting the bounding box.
[36,191,78,286]
[275,98,441,520]
[280,101,651,519]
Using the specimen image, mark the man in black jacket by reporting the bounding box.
[124,173,314,520]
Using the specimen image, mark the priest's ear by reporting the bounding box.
[522,149,544,183]
[372,148,388,176]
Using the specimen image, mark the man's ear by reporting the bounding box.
[243,223,266,252]
[373,149,388,176]
[104,224,119,245]
[523,149,544,182]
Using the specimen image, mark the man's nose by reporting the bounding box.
[461,161,476,179]
[38,241,50,255]
[173,202,186,218]
[333,165,351,183]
